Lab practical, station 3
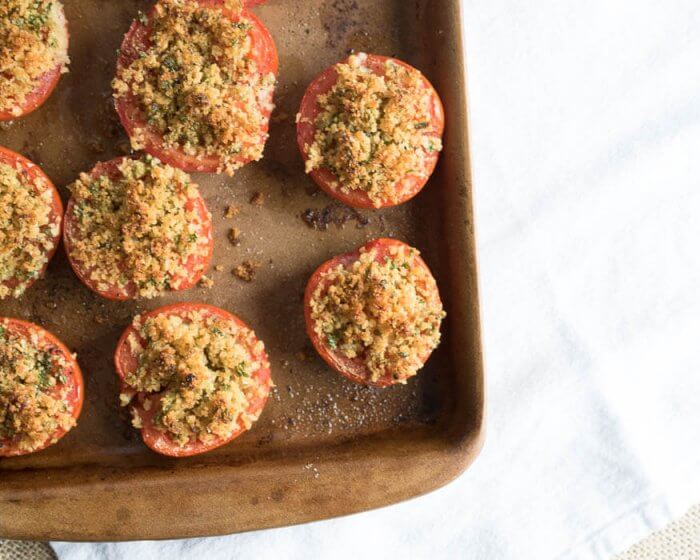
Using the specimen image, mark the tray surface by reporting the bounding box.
[0,0,484,541]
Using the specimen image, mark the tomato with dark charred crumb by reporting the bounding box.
[0,318,84,457]
[114,0,278,174]
[297,53,444,209]
[0,146,62,299]
[63,156,213,301]
[115,303,272,457]
[304,238,446,387]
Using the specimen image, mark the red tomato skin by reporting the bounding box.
[114,2,278,173]
[297,54,445,209]
[0,146,63,297]
[304,238,442,388]
[63,157,213,301]
[0,318,84,457]
[0,7,68,122]
[114,303,272,458]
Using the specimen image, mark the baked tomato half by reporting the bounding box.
[0,317,84,457]
[304,238,445,387]
[63,156,213,301]
[0,146,63,299]
[297,53,445,209]
[115,303,273,457]
[0,1,69,121]
[114,0,278,174]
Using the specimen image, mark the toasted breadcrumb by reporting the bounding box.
[67,155,211,299]
[0,161,58,299]
[249,191,265,206]
[199,275,214,288]
[122,309,270,447]
[233,260,260,282]
[0,1,70,116]
[225,204,240,218]
[228,227,241,246]
[309,245,445,382]
[112,0,276,175]
[0,321,76,453]
[303,53,442,207]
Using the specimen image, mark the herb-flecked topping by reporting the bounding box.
[0,0,69,116]
[121,309,269,447]
[310,244,445,383]
[0,321,77,453]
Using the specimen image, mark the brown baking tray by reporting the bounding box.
[0,0,484,541]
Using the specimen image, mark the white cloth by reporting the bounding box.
[54,0,700,558]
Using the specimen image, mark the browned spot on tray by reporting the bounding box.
[301,202,370,231]
[319,0,366,48]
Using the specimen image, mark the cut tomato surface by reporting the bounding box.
[115,1,278,173]
[304,238,443,388]
[0,4,68,121]
[297,54,445,209]
[0,318,84,457]
[0,146,63,297]
[63,157,213,301]
[114,303,272,457]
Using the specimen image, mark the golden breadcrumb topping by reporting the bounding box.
[303,53,442,207]
[122,310,269,447]
[0,0,69,116]
[310,245,445,382]
[112,0,276,174]
[0,321,76,453]
[67,156,210,299]
[0,161,58,299]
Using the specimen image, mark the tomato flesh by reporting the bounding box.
[0,318,84,457]
[114,303,272,457]
[63,157,213,301]
[115,2,278,173]
[304,238,442,387]
[297,54,445,209]
[0,146,62,297]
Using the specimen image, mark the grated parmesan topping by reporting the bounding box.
[122,310,269,447]
[0,161,58,299]
[310,245,445,383]
[0,0,69,116]
[303,53,443,207]
[0,321,76,453]
[67,156,211,299]
[112,0,276,175]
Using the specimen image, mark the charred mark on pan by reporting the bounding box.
[301,202,370,231]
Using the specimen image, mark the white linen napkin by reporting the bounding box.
[54,0,700,558]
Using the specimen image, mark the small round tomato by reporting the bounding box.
[0,146,63,298]
[114,1,278,173]
[297,54,445,209]
[62,157,213,301]
[304,238,444,388]
[0,318,84,457]
[0,2,69,121]
[114,303,273,457]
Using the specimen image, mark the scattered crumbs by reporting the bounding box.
[232,260,260,282]
[199,275,214,289]
[228,227,241,246]
[44,301,58,310]
[249,191,266,206]
[301,202,370,231]
[225,204,239,218]
[215,264,224,272]
[296,350,309,362]
[94,314,107,325]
